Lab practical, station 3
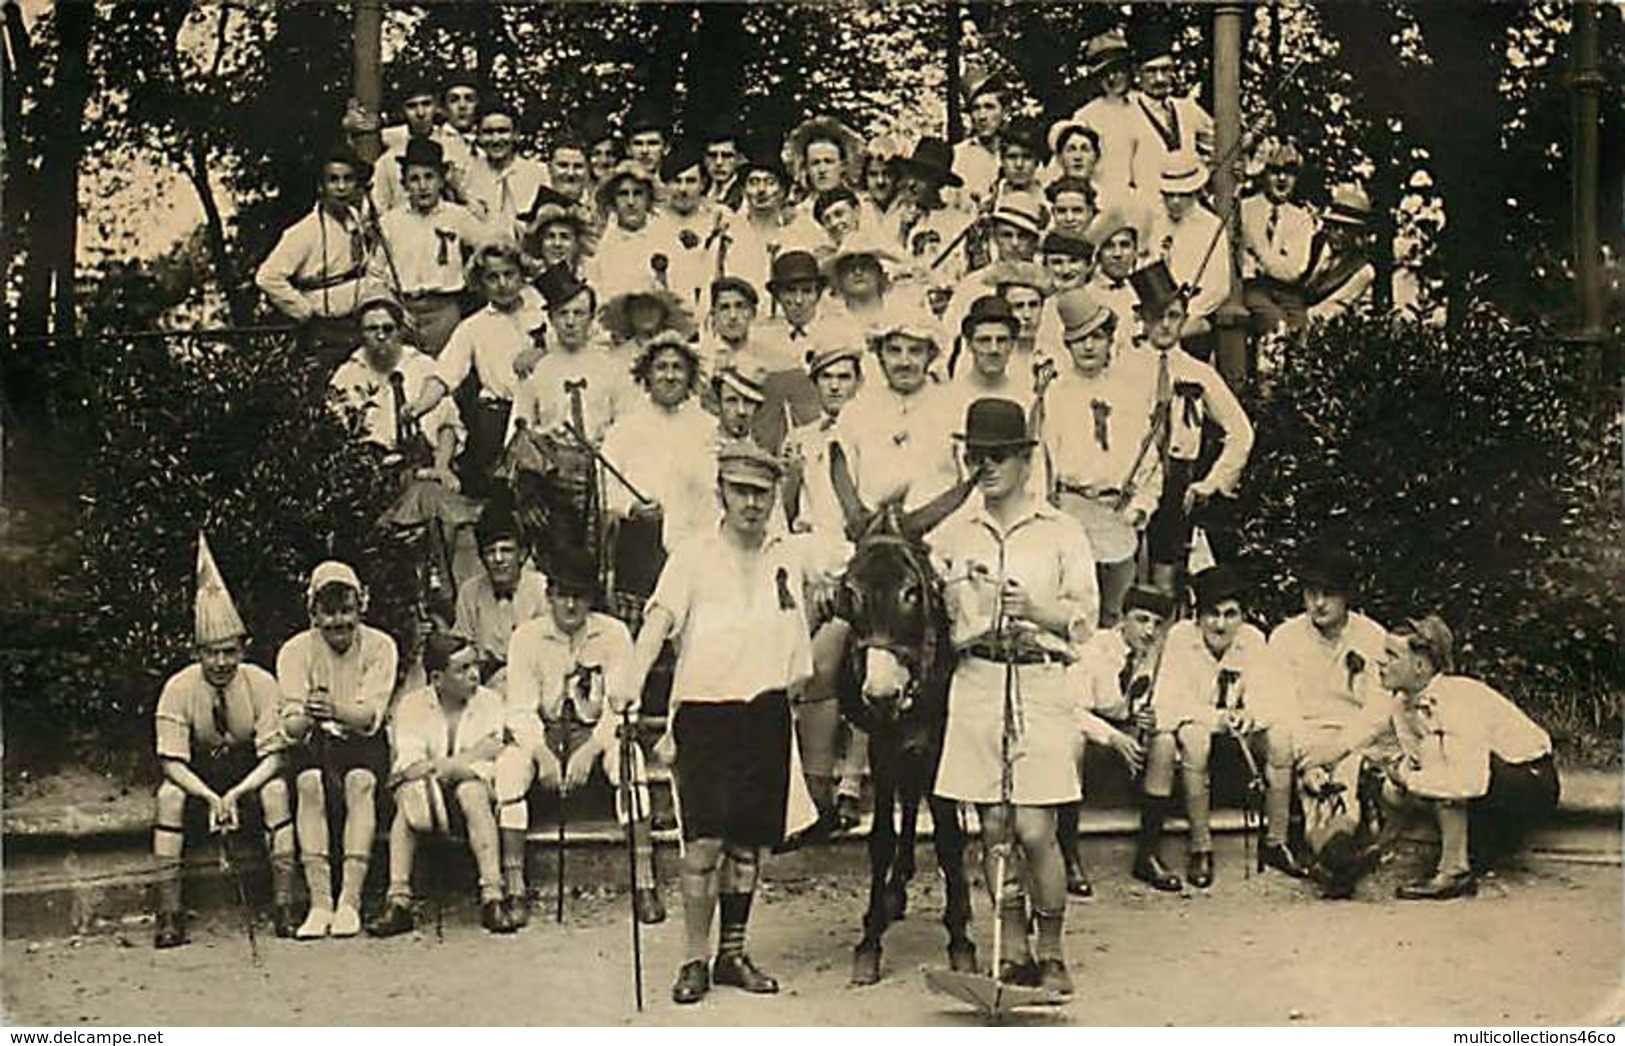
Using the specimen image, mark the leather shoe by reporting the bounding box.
[998,958,1040,987]
[1260,841,1311,879]
[634,886,666,925]
[481,898,517,934]
[672,959,711,1004]
[1036,958,1075,998]
[1396,870,1478,901]
[1133,854,1183,892]
[272,903,300,939]
[366,901,415,938]
[505,893,531,929]
[713,952,780,993]
[153,910,188,950]
[1187,850,1215,889]
[834,794,862,832]
[1063,856,1094,898]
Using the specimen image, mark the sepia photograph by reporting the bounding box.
[2,0,1622,1029]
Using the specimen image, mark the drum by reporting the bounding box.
[606,511,666,628]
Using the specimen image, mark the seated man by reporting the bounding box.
[1142,565,1305,890]
[453,500,548,693]
[1368,616,1557,900]
[278,560,398,939]
[1266,545,1392,898]
[152,536,296,948]
[495,546,663,927]
[367,632,514,936]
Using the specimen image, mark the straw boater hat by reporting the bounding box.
[868,299,945,353]
[599,282,697,343]
[194,533,247,646]
[989,191,1048,238]
[1324,184,1373,227]
[1159,152,1209,195]
[785,115,867,189]
[1052,287,1114,340]
[1046,118,1100,159]
[714,356,769,405]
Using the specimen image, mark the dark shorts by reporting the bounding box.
[1146,457,1196,563]
[172,747,284,836]
[1469,752,1559,865]
[674,690,793,846]
[290,730,390,797]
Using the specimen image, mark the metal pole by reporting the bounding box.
[353,0,384,164]
[1569,0,1605,348]
[1211,4,1250,390]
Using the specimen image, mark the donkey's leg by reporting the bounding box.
[928,792,977,972]
[884,749,922,924]
[852,743,897,987]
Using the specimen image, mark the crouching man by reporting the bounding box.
[368,633,514,936]
[494,546,663,928]
[152,536,297,947]
[1370,616,1558,900]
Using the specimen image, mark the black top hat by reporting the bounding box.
[738,134,790,185]
[475,499,521,550]
[1002,116,1048,160]
[660,137,707,183]
[958,398,1037,450]
[766,250,826,293]
[397,137,447,174]
[1129,260,1184,316]
[535,266,591,310]
[1124,584,1175,619]
[546,544,603,600]
[960,294,1020,338]
[624,97,671,136]
[1299,545,1358,594]
[889,137,963,189]
[1191,564,1248,612]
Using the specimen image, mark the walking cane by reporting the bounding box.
[619,708,646,1012]
[217,825,261,966]
[556,787,568,924]
[1220,667,1265,881]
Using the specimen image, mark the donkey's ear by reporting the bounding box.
[829,440,870,542]
[900,473,977,540]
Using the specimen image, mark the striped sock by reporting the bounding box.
[717,892,752,959]
[1033,907,1066,963]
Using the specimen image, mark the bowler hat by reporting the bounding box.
[660,137,707,183]
[1129,260,1184,317]
[398,137,447,174]
[1191,563,1248,612]
[1124,584,1175,619]
[1053,287,1114,340]
[535,266,591,311]
[957,398,1037,450]
[1299,545,1358,594]
[766,250,826,293]
[960,294,1019,339]
[889,137,962,189]
[546,544,603,600]
[738,135,791,185]
[476,499,521,550]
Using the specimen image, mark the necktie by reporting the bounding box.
[499,174,515,220]
[1090,398,1111,451]
[210,686,230,748]
[562,669,583,724]
[1264,203,1280,249]
[790,325,807,341]
[1117,656,1135,700]
[347,218,365,275]
[1159,233,1174,263]
[435,228,457,267]
[1154,351,1172,460]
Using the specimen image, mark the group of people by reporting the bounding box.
[153,24,1561,1006]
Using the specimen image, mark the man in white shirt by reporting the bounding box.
[1073,30,1145,202]
[588,161,667,304]
[372,77,475,215]
[1131,36,1214,191]
[1241,142,1316,336]
[1084,204,1151,353]
[463,105,549,240]
[1146,152,1232,339]
[1302,184,1378,324]
[647,138,726,309]
[613,442,823,1005]
[952,71,1007,209]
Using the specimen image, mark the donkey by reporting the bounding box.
[827,443,980,986]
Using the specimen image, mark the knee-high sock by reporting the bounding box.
[1137,795,1171,861]
[302,853,334,911]
[339,854,370,911]
[681,865,721,964]
[500,827,528,897]
[717,891,753,959]
[985,848,1032,962]
[296,787,333,910]
[153,825,185,914]
[265,819,297,906]
[1437,801,1471,877]
[1056,802,1082,864]
[632,818,658,888]
[1032,906,1066,963]
[463,796,504,904]
[1184,767,1213,852]
[1265,765,1293,847]
[386,812,415,905]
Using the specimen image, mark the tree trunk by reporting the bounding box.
[1,0,36,344]
[683,3,748,132]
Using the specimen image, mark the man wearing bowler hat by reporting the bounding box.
[932,397,1099,996]
[751,249,838,450]
[371,74,476,215]
[509,267,630,446]
[453,499,549,695]
[1131,259,1253,595]
[612,440,823,1004]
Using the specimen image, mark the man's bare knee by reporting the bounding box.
[683,838,724,875]
[344,769,376,803]
[297,769,326,803]
[455,778,493,811]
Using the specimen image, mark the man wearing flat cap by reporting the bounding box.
[1326,615,1557,900]
[277,560,399,939]
[932,398,1100,997]
[1264,544,1392,896]
[151,535,297,947]
[1142,564,1298,890]
[613,440,822,1004]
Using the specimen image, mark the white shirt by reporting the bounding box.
[1043,353,1162,521]
[1147,201,1233,323]
[599,397,718,550]
[1131,91,1213,189]
[506,611,634,750]
[389,684,506,780]
[1073,95,1146,198]
[276,625,398,739]
[371,129,477,215]
[1140,344,1254,495]
[586,220,670,304]
[1240,194,1315,283]
[463,154,550,234]
[255,205,376,322]
[507,345,635,446]
[437,288,549,403]
[371,202,490,296]
[1264,612,1391,731]
[644,204,728,310]
[951,138,1002,210]
[330,345,465,453]
[651,527,818,704]
[1390,676,1552,801]
[1150,619,1276,732]
[832,381,962,512]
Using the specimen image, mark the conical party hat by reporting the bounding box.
[194,532,246,646]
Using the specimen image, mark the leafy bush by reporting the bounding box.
[18,331,421,754]
[1238,307,1624,761]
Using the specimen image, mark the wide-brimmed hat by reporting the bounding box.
[535,266,591,310]
[714,357,768,405]
[960,294,1020,339]
[1404,614,1456,673]
[1191,563,1248,612]
[957,397,1036,450]
[1084,29,1132,78]
[397,137,447,174]
[962,69,1006,105]
[659,137,706,183]
[1083,201,1151,252]
[786,115,866,189]
[716,439,783,490]
[889,136,963,189]
[989,191,1047,238]
[766,250,827,293]
[1053,287,1113,340]
[1159,152,1209,195]
[1324,184,1373,226]
[593,159,657,214]
[1129,260,1185,316]
[1299,545,1358,594]
[599,285,696,343]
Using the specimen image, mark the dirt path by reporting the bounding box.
[5,847,1620,1027]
